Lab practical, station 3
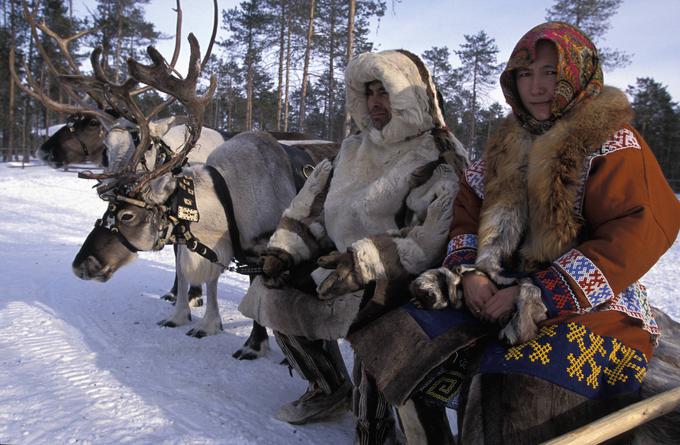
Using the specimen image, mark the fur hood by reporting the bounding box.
[345,50,448,146]
[476,86,634,279]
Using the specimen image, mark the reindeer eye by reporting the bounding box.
[89,119,99,126]
[119,212,135,222]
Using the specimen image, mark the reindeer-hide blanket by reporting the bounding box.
[239,276,362,340]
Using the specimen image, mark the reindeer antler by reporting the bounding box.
[11,1,114,121]
[127,32,217,194]
[86,0,218,197]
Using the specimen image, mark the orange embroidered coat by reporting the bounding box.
[444,86,680,358]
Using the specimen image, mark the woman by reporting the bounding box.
[439,21,680,443]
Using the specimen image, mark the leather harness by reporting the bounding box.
[97,141,315,276]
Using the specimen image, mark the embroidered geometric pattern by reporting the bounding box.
[464,159,486,199]
[601,282,660,337]
[448,234,478,254]
[443,248,476,270]
[480,322,648,399]
[533,266,581,316]
[565,323,606,389]
[417,349,471,410]
[555,249,614,307]
[599,128,641,155]
[505,324,558,364]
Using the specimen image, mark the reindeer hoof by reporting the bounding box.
[186,329,207,338]
[232,348,258,360]
[158,319,178,328]
[232,338,269,360]
[161,292,176,303]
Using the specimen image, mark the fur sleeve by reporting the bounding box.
[266,159,334,265]
[349,164,457,283]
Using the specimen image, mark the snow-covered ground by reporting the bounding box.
[1,163,678,445]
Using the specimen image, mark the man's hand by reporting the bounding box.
[482,285,520,323]
[261,249,293,288]
[316,251,364,299]
[462,272,497,319]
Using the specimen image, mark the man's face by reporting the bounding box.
[366,81,392,130]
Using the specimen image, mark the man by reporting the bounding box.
[239,49,468,443]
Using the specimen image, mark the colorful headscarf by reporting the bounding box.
[500,21,603,134]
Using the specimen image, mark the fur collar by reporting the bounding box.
[477,86,634,277]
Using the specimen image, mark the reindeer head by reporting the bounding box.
[71,1,218,283]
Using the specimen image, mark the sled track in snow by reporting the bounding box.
[0,301,168,444]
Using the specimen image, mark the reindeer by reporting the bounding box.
[74,131,338,353]
[11,0,224,307]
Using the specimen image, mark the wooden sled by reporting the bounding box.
[542,385,680,445]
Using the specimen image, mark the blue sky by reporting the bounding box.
[75,0,680,108]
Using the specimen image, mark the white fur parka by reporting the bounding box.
[267,50,468,288]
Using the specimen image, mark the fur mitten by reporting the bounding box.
[261,248,294,288]
[409,267,462,310]
[499,278,548,345]
[316,250,365,299]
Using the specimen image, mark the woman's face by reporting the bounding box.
[515,40,558,121]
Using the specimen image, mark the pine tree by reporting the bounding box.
[545,0,630,69]
[222,0,274,130]
[627,77,680,188]
[90,0,161,83]
[455,31,501,157]
[421,46,466,133]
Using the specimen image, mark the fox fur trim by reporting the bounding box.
[478,86,634,276]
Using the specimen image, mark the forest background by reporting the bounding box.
[2,0,679,189]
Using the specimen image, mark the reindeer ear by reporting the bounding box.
[143,173,177,205]
[148,119,169,139]
[149,116,189,139]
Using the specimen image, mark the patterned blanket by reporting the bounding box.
[351,303,648,408]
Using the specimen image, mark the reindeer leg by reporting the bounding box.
[232,321,270,360]
[162,244,203,307]
[158,265,192,328]
[186,277,223,338]
[161,259,179,303]
[188,284,203,308]
[233,275,269,360]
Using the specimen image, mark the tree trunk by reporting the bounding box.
[342,0,356,138]
[114,7,123,83]
[326,1,336,140]
[283,13,292,132]
[6,0,16,161]
[298,0,316,132]
[245,27,254,130]
[469,55,479,158]
[275,0,286,131]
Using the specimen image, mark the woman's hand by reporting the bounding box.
[462,273,497,318]
[482,285,520,323]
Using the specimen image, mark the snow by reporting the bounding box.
[32,124,66,137]
[1,163,678,444]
